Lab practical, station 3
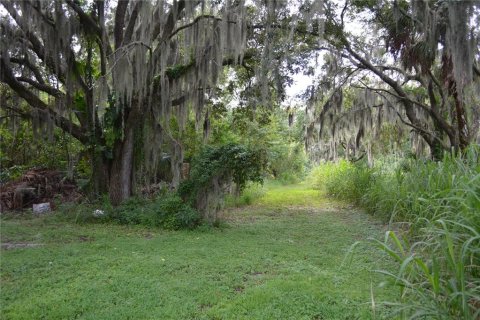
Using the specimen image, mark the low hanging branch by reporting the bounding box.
[0,58,87,144]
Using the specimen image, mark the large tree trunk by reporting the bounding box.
[91,151,110,195]
[108,105,140,206]
[109,121,136,206]
[452,90,470,151]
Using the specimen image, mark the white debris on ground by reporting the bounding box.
[93,209,105,217]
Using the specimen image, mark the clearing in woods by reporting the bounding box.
[0,182,393,319]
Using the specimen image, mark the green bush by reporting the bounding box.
[151,195,200,230]
[179,143,266,221]
[0,165,28,183]
[111,195,200,230]
[269,143,307,184]
[112,197,155,226]
[174,206,199,229]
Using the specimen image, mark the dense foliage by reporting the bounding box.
[179,143,267,223]
[111,195,200,230]
[312,149,480,318]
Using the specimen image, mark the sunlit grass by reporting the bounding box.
[255,181,335,208]
[1,183,393,319]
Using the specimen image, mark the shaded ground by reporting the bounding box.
[0,182,393,319]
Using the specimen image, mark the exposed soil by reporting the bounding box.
[1,242,44,250]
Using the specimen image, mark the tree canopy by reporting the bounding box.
[1,0,479,204]
[306,0,480,162]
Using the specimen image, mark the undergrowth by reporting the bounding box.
[179,143,266,223]
[311,149,480,319]
[111,195,200,230]
[45,194,201,230]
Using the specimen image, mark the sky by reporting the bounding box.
[284,0,365,107]
[285,73,315,106]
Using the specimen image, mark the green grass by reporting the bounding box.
[1,183,393,319]
[256,181,330,207]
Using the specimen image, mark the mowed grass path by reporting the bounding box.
[1,183,392,319]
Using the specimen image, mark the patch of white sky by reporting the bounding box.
[284,0,368,108]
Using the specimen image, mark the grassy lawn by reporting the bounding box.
[1,183,393,319]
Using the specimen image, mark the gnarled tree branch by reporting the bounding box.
[1,57,87,144]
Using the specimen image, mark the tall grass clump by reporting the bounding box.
[224,182,266,208]
[310,159,374,204]
[312,148,480,318]
[363,150,480,228]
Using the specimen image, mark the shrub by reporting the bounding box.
[112,197,155,226]
[111,194,200,230]
[179,143,266,222]
[150,195,200,230]
[269,143,307,184]
[0,165,28,183]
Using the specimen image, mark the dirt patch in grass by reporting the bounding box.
[234,285,245,293]
[78,235,94,242]
[1,242,44,250]
[143,232,154,239]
